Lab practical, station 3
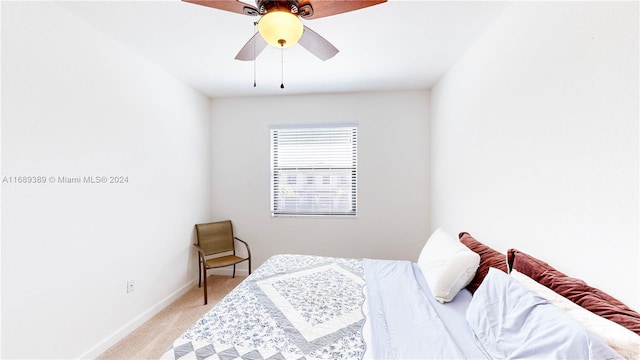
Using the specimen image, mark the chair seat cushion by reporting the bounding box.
[205,255,248,269]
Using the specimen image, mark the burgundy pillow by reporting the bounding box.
[458,232,508,294]
[508,248,640,336]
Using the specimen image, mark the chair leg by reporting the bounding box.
[198,258,202,288]
[248,258,252,275]
[203,264,208,305]
[232,264,236,278]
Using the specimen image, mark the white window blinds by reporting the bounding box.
[271,125,357,216]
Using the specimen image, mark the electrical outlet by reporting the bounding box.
[127,280,135,293]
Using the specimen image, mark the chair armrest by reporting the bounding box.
[234,237,251,259]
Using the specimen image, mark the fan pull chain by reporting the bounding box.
[253,22,258,87]
[279,40,285,89]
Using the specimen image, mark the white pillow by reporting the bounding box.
[510,269,640,360]
[417,228,480,303]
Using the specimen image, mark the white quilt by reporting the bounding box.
[162,255,367,360]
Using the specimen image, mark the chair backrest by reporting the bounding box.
[195,220,235,256]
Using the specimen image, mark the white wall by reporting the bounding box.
[431,2,639,310]
[1,2,211,358]
[209,91,431,270]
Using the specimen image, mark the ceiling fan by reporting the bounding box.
[183,0,387,61]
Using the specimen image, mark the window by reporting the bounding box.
[271,125,357,216]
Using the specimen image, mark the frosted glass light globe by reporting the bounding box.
[258,11,303,48]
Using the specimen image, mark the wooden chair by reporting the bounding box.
[194,220,251,304]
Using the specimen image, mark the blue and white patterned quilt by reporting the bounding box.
[162,254,366,360]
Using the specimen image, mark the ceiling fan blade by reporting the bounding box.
[235,32,268,61]
[298,25,339,61]
[182,0,258,16]
[298,0,386,20]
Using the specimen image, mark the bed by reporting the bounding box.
[162,229,640,360]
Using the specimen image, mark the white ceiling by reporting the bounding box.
[58,0,511,98]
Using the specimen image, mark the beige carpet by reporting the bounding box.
[97,275,245,360]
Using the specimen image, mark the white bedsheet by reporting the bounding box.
[363,259,487,359]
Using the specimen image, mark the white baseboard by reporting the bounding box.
[78,278,198,359]
[79,267,250,359]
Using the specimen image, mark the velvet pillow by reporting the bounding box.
[508,249,640,336]
[458,232,508,294]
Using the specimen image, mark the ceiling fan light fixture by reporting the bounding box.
[258,10,303,48]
